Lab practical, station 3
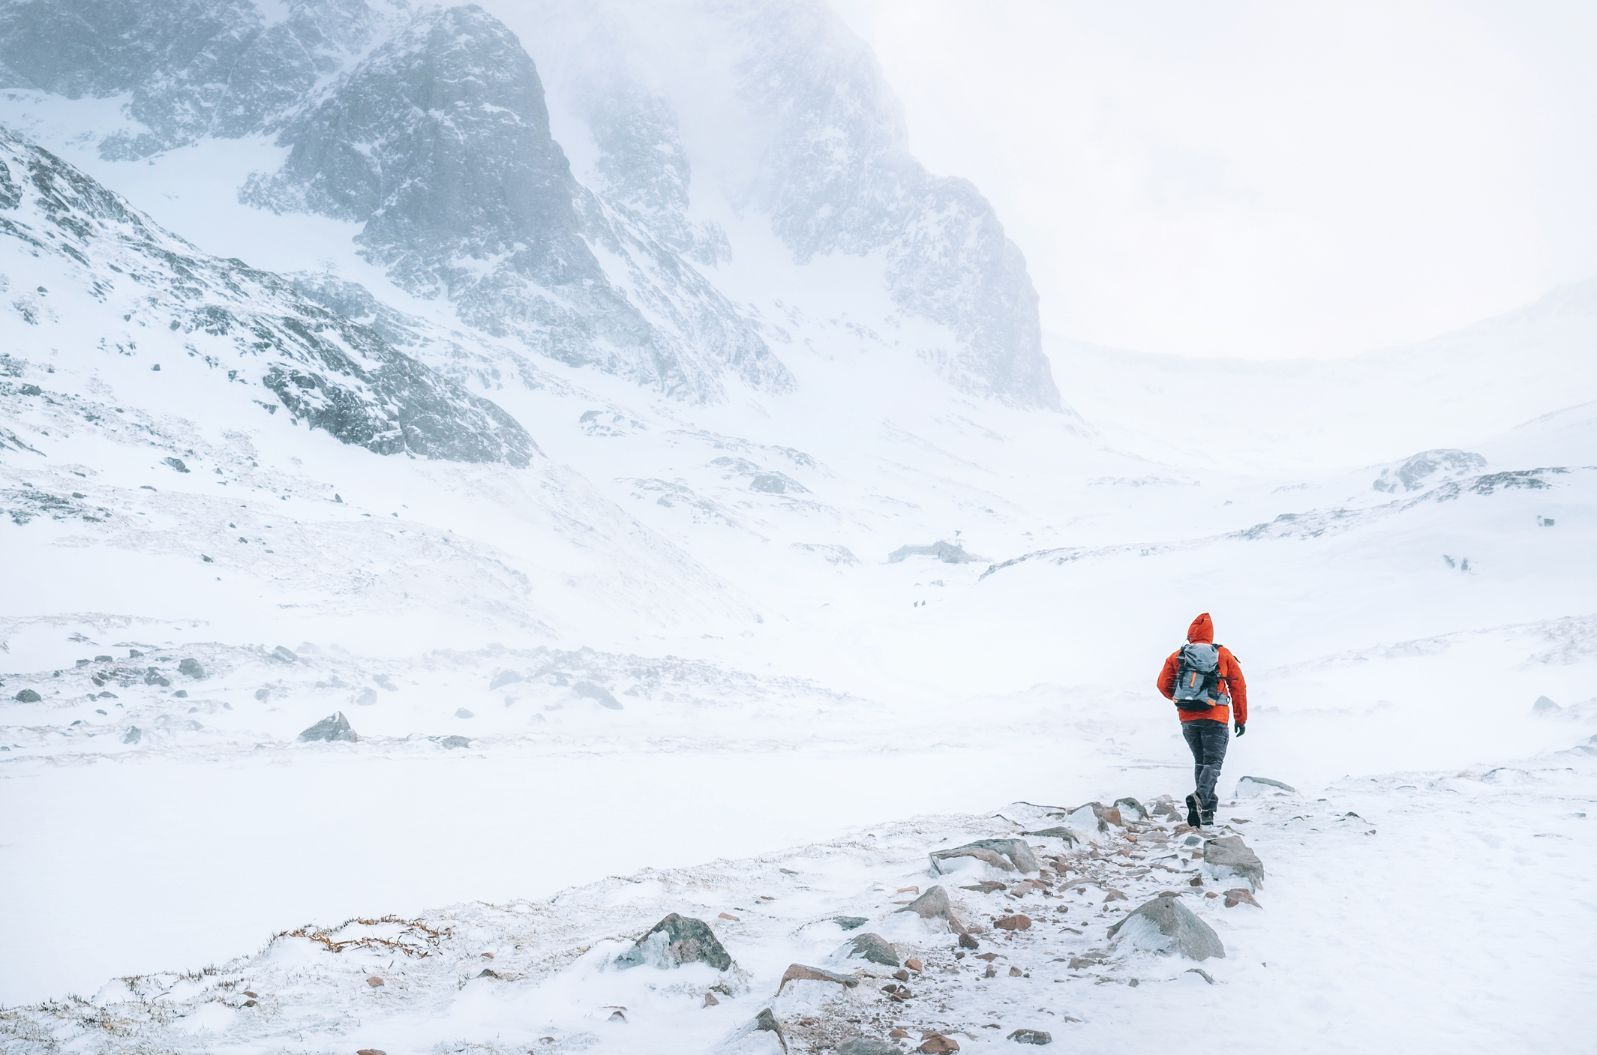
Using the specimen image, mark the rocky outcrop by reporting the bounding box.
[1373,449,1486,493]
[297,712,356,743]
[0,129,536,467]
[1107,893,1225,961]
[615,913,734,971]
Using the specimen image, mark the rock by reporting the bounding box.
[489,670,524,690]
[905,957,923,972]
[365,975,384,987]
[573,680,623,710]
[1203,835,1265,890]
[962,879,1008,893]
[1008,1029,1052,1045]
[354,687,378,707]
[958,933,979,949]
[162,456,190,473]
[1008,966,1023,976]
[94,654,114,663]
[703,991,720,1007]
[356,1049,386,1055]
[143,668,170,687]
[172,690,187,699]
[844,932,900,967]
[832,915,868,931]
[1236,775,1296,797]
[1223,888,1259,909]
[1065,801,1123,832]
[837,1041,901,1055]
[270,645,299,663]
[432,735,472,750]
[608,1008,627,1023]
[1532,695,1561,714]
[615,913,733,971]
[454,707,475,719]
[919,1034,960,1054]
[1107,893,1225,961]
[13,689,41,703]
[930,838,1041,874]
[1020,826,1080,846]
[1113,797,1148,821]
[177,658,206,679]
[994,914,1032,931]
[776,963,858,993]
[897,886,965,933]
[297,711,357,743]
[122,726,142,744]
[373,674,397,691]
[723,1008,787,1053]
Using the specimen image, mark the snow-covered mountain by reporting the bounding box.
[0,0,1059,406]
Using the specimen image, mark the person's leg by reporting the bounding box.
[1181,722,1204,825]
[1198,720,1230,818]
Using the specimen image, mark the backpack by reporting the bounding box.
[1172,642,1225,711]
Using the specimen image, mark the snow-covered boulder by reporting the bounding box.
[1237,775,1297,798]
[929,837,1041,875]
[614,913,734,971]
[1203,835,1266,891]
[1108,893,1225,961]
[297,712,356,743]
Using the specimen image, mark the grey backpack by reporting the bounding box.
[1172,643,1224,710]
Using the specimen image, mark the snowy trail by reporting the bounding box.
[3,737,1591,1053]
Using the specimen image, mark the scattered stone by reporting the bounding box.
[356,1049,386,1055]
[489,670,524,690]
[893,968,910,981]
[122,726,142,745]
[454,707,475,719]
[776,963,858,993]
[1236,775,1296,796]
[930,838,1041,874]
[297,711,357,743]
[1008,1029,1052,1045]
[1203,835,1265,890]
[365,976,384,987]
[1008,966,1023,977]
[1186,967,1216,984]
[1020,826,1080,846]
[162,456,190,473]
[726,1008,787,1053]
[962,880,1008,893]
[958,933,979,949]
[144,669,170,687]
[845,932,901,967]
[1223,888,1260,909]
[354,687,378,707]
[475,968,501,979]
[832,915,867,931]
[905,957,923,972]
[573,680,623,710]
[177,658,206,679]
[1064,802,1124,832]
[1532,695,1561,714]
[373,674,397,691]
[13,689,41,703]
[897,886,965,932]
[616,913,733,971]
[172,689,187,699]
[1107,893,1225,960]
[983,964,998,978]
[703,991,720,1007]
[919,1033,960,1053]
[269,645,299,663]
[719,912,740,922]
[432,735,472,750]
[994,914,1032,931]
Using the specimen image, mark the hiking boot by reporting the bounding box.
[1200,809,1216,827]
[1184,793,1200,827]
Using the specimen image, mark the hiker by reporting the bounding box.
[1156,612,1248,827]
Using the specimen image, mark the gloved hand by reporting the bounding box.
[1234,722,1246,737]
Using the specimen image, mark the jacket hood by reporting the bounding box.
[1187,612,1214,643]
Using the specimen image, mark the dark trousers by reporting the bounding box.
[1182,719,1229,814]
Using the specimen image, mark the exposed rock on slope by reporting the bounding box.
[0,127,535,465]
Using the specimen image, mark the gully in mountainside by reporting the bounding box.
[1156,612,1250,826]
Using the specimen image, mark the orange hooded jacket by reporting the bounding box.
[1157,613,1247,725]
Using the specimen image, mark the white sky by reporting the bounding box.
[833,0,1597,359]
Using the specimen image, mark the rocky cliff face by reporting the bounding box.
[726,0,1059,408]
[0,126,536,465]
[0,0,382,158]
[244,4,786,400]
